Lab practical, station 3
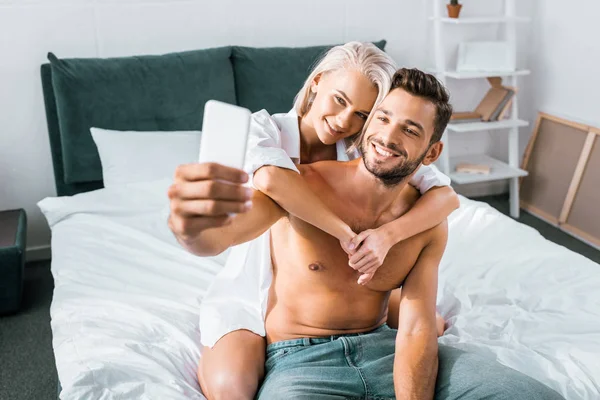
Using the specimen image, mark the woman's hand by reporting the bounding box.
[347,227,394,285]
[339,229,358,256]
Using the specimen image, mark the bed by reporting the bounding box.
[39,45,600,399]
[39,181,600,399]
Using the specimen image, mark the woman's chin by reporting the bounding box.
[317,131,337,145]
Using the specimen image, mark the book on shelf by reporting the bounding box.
[497,97,513,120]
[455,162,491,175]
[476,87,511,121]
[451,111,481,120]
[488,88,514,121]
[450,118,483,124]
[496,85,517,120]
[450,77,517,124]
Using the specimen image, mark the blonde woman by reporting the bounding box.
[168,42,459,399]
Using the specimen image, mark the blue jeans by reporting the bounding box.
[257,324,564,400]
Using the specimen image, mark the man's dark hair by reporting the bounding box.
[390,68,452,144]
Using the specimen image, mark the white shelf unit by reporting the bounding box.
[449,154,528,184]
[439,69,530,79]
[429,16,531,24]
[431,0,529,218]
[447,119,528,133]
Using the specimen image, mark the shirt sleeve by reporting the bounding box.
[243,110,300,188]
[409,163,451,194]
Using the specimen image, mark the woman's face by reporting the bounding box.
[306,69,378,145]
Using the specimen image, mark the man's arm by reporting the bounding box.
[393,221,448,400]
[168,162,286,257]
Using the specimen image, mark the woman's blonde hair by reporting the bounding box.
[293,42,397,152]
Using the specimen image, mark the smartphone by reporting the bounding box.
[198,100,251,170]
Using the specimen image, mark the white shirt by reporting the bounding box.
[198,109,451,347]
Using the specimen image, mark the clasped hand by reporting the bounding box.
[340,227,393,285]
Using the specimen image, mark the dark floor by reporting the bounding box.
[0,260,56,400]
[0,195,599,400]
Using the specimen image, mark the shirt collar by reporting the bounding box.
[274,109,301,160]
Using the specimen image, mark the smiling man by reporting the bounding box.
[170,68,564,399]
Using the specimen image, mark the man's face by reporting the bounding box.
[360,88,442,186]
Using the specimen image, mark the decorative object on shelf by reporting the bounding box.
[451,76,516,122]
[520,112,600,249]
[455,162,491,175]
[447,0,462,18]
[457,41,515,72]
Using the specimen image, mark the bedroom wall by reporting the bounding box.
[518,0,600,138]
[0,0,531,258]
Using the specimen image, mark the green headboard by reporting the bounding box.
[40,46,237,196]
[40,41,387,197]
[41,64,104,197]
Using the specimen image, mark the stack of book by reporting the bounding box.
[451,77,516,123]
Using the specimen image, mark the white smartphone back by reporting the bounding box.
[198,100,251,170]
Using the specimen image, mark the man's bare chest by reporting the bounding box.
[270,216,425,292]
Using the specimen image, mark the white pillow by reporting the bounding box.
[90,127,201,187]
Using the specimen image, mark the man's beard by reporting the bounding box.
[360,138,428,187]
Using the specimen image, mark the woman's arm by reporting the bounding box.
[381,185,459,244]
[253,165,355,245]
[348,186,459,283]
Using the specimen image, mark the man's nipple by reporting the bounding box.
[308,262,324,272]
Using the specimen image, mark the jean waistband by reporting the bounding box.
[266,324,390,355]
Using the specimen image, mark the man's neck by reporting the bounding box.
[345,159,412,217]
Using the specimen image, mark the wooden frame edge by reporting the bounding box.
[520,112,600,251]
[521,112,543,171]
[558,132,597,223]
[519,112,543,189]
[538,112,590,132]
[520,201,559,225]
[561,223,600,249]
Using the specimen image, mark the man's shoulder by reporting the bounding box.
[392,212,447,260]
[298,160,356,193]
[298,159,353,176]
[298,160,339,178]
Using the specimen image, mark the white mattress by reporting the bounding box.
[39,180,600,400]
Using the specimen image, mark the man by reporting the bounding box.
[169,69,564,399]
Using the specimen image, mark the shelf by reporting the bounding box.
[433,70,531,79]
[449,154,528,184]
[430,16,531,24]
[447,119,529,133]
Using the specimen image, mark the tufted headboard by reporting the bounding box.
[41,64,103,197]
[39,46,237,197]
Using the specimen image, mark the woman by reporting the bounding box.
[195,42,459,399]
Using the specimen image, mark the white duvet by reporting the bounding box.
[39,180,600,400]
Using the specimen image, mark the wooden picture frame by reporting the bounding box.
[520,112,600,249]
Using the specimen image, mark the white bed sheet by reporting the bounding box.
[39,180,600,400]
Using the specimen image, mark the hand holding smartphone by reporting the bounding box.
[169,100,253,248]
